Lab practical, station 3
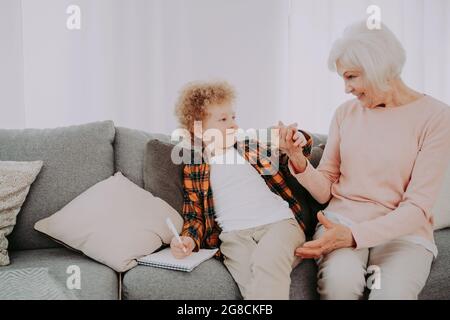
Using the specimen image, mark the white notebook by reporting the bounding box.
[137,247,218,272]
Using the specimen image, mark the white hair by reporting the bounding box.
[328,21,406,92]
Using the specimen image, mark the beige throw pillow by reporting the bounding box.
[0,160,43,266]
[34,172,183,272]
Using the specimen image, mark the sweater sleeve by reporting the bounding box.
[289,107,343,204]
[350,108,450,249]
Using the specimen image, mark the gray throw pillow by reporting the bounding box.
[143,140,184,215]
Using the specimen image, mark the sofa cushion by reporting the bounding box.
[122,258,241,300]
[0,121,115,250]
[114,127,170,188]
[0,248,118,300]
[122,255,319,300]
[0,121,114,250]
[432,161,450,230]
[310,133,327,149]
[143,139,184,214]
[419,228,450,299]
[290,259,320,300]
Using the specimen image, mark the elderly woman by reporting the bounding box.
[280,21,450,299]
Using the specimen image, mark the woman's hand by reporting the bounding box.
[275,121,308,173]
[170,236,195,259]
[295,211,356,259]
[275,121,308,157]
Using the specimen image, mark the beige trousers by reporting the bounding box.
[314,225,434,300]
[219,218,305,300]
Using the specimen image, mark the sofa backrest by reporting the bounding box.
[113,127,329,185]
[0,121,115,250]
[114,127,170,188]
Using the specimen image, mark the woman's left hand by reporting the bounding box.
[295,211,356,259]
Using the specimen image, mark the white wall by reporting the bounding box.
[0,0,25,129]
[21,0,162,130]
[2,0,449,134]
[287,0,450,134]
[18,0,289,133]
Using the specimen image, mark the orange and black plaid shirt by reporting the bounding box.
[180,131,313,257]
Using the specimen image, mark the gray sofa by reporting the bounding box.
[0,121,448,300]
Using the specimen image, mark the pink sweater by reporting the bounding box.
[290,95,450,252]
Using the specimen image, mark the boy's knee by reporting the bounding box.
[275,219,306,249]
[251,247,298,279]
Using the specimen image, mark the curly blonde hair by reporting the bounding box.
[175,81,236,132]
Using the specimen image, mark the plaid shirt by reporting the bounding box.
[180,130,313,258]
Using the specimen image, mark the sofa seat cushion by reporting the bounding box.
[420,228,450,299]
[122,256,319,300]
[290,259,319,300]
[122,258,241,300]
[0,248,118,300]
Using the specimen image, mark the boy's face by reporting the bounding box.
[201,103,238,150]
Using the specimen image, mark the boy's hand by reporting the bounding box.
[170,236,195,259]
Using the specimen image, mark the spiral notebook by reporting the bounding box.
[137,247,218,272]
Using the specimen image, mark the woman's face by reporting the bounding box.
[336,60,384,109]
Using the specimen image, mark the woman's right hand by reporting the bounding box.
[276,121,308,173]
[285,128,308,173]
[170,236,195,259]
[275,121,296,155]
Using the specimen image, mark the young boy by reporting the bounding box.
[170,81,313,300]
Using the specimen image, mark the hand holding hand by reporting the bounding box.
[275,121,307,157]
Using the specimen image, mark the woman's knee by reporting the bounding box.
[368,274,428,300]
[368,287,418,300]
[317,249,368,300]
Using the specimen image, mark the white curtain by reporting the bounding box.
[287,0,450,134]
[1,0,449,134]
[1,0,290,133]
[0,0,24,129]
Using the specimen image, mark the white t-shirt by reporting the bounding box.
[209,147,294,232]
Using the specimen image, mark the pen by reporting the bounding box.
[166,217,187,253]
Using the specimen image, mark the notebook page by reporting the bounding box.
[138,248,218,270]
